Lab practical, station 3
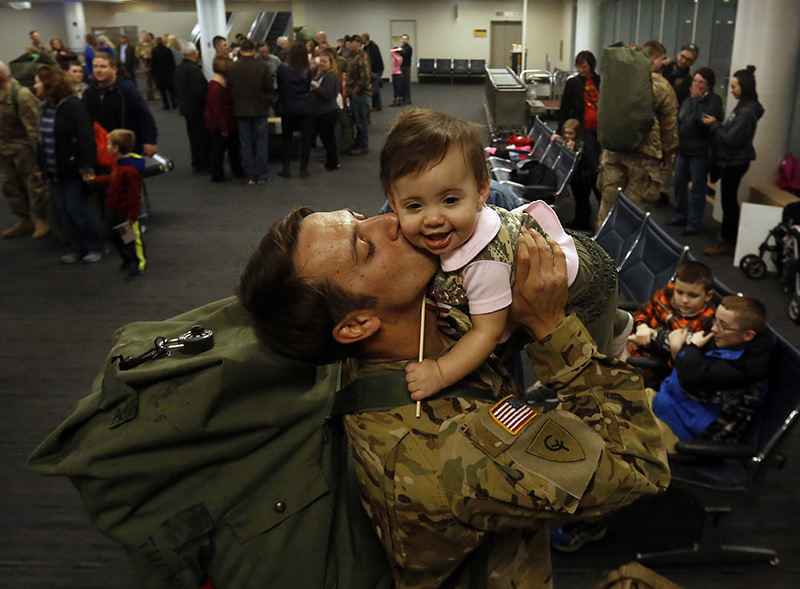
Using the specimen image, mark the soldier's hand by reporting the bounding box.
[406,359,446,401]
[142,143,158,157]
[509,229,568,340]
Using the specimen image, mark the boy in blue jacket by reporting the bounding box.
[654,295,773,450]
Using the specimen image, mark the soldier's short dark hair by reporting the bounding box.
[108,128,136,155]
[642,40,667,57]
[574,50,596,71]
[238,206,378,365]
[719,296,767,333]
[380,108,488,196]
[674,261,713,291]
[212,35,226,48]
[240,39,255,52]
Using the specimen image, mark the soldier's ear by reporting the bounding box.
[332,310,381,344]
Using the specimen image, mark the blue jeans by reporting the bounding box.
[237,116,269,181]
[50,178,105,255]
[350,94,369,150]
[674,154,710,230]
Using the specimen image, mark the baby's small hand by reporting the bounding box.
[405,359,446,401]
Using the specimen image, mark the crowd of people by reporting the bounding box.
[554,40,763,257]
[1,27,417,273]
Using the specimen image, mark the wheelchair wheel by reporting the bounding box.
[789,295,800,325]
[740,255,767,279]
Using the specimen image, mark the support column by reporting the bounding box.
[727,0,800,196]
[196,0,227,80]
[63,2,86,55]
[574,0,601,61]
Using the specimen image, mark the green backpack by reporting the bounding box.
[29,296,392,589]
[597,43,655,152]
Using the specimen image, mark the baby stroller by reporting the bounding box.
[739,201,800,323]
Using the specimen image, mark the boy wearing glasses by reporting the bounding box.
[653,295,773,451]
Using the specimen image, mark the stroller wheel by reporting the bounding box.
[740,255,767,279]
[789,295,800,325]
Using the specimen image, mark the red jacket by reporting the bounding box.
[94,154,145,220]
[205,79,235,135]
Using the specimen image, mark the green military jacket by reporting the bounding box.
[638,72,679,161]
[343,314,670,588]
[0,78,39,156]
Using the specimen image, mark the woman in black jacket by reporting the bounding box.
[34,65,105,264]
[150,37,176,110]
[668,67,723,235]
[311,50,340,172]
[557,51,600,229]
[701,65,765,255]
[277,43,315,177]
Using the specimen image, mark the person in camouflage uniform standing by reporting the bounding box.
[136,31,157,101]
[27,30,52,57]
[595,40,678,229]
[238,207,671,589]
[0,61,50,239]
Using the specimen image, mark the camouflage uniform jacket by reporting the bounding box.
[637,72,678,161]
[0,78,39,156]
[345,51,372,97]
[343,314,670,588]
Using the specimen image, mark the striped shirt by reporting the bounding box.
[40,103,57,175]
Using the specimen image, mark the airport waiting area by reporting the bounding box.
[2,3,800,586]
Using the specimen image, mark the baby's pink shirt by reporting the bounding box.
[440,203,579,316]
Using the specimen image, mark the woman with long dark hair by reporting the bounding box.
[34,65,106,264]
[276,43,315,178]
[701,65,764,255]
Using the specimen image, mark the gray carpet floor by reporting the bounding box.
[1,81,798,588]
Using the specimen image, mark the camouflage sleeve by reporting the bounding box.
[437,314,669,530]
[17,86,40,146]
[656,77,678,157]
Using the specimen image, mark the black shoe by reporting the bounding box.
[665,217,686,227]
[681,227,699,236]
[211,176,232,183]
[278,166,290,178]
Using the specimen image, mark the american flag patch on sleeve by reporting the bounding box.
[490,395,537,435]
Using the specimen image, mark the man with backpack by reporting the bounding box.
[0,60,51,239]
[595,40,678,229]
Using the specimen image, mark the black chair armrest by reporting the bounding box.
[626,356,664,370]
[674,439,757,459]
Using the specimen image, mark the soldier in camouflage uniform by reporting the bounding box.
[596,40,678,230]
[238,208,670,589]
[136,31,157,101]
[26,30,52,57]
[0,61,51,239]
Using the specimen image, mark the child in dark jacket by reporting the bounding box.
[653,295,773,451]
[94,129,147,277]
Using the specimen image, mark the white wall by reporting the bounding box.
[302,0,570,71]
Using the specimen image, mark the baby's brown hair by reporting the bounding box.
[380,108,488,195]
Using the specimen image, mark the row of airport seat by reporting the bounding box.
[594,190,800,567]
[418,58,486,81]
